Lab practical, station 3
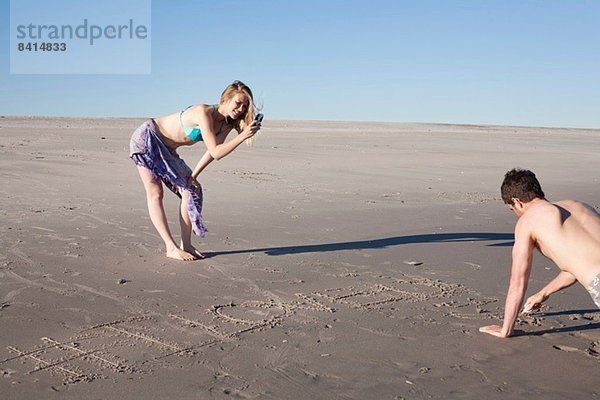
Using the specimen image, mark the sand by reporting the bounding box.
[0,116,599,399]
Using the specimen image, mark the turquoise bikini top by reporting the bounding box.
[179,104,226,142]
[180,105,203,141]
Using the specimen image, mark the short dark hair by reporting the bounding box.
[501,168,545,204]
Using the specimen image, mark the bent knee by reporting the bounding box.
[179,188,192,200]
[146,187,164,202]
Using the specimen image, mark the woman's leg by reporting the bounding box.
[137,165,197,261]
[179,190,205,259]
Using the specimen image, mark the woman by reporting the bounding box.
[130,80,261,261]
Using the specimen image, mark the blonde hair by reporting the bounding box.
[219,80,256,136]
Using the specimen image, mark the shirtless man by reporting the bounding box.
[479,168,600,338]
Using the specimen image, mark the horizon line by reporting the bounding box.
[1,114,598,131]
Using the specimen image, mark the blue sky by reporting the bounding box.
[1,0,599,128]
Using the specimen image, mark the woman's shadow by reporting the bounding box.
[205,232,514,258]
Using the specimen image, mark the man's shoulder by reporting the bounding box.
[555,200,600,220]
[514,212,536,235]
[554,199,579,207]
[516,202,555,231]
[553,199,594,211]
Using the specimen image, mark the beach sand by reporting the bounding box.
[0,116,599,399]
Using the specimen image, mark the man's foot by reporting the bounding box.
[166,245,197,261]
[181,245,205,259]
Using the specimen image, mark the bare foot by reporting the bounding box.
[181,245,205,259]
[479,325,510,338]
[166,245,197,261]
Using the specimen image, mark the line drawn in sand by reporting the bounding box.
[302,274,498,319]
[0,315,215,383]
[170,299,297,340]
[0,274,500,385]
[2,334,129,383]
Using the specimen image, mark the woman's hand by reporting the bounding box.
[239,120,261,141]
[187,176,202,193]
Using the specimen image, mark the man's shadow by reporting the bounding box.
[513,309,600,336]
[205,232,514,258]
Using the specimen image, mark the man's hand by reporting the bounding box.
[522,291,547,314]
[479,325,511,338]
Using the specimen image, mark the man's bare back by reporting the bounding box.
[524,199,600,287]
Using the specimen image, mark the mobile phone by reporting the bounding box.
[254,113,264,125]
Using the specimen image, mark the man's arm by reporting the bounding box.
[522,270,577,313]
[480,220,534,338]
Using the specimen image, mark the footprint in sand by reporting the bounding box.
[553,344,581,353]
[554,342,600,360]
[464,262,481,270]
[403,261,423,266]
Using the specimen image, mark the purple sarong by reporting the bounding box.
[130,119,206,238]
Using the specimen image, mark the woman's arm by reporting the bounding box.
[202,121,259,160]
[188,105,260,160]
[191,150,214,179]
